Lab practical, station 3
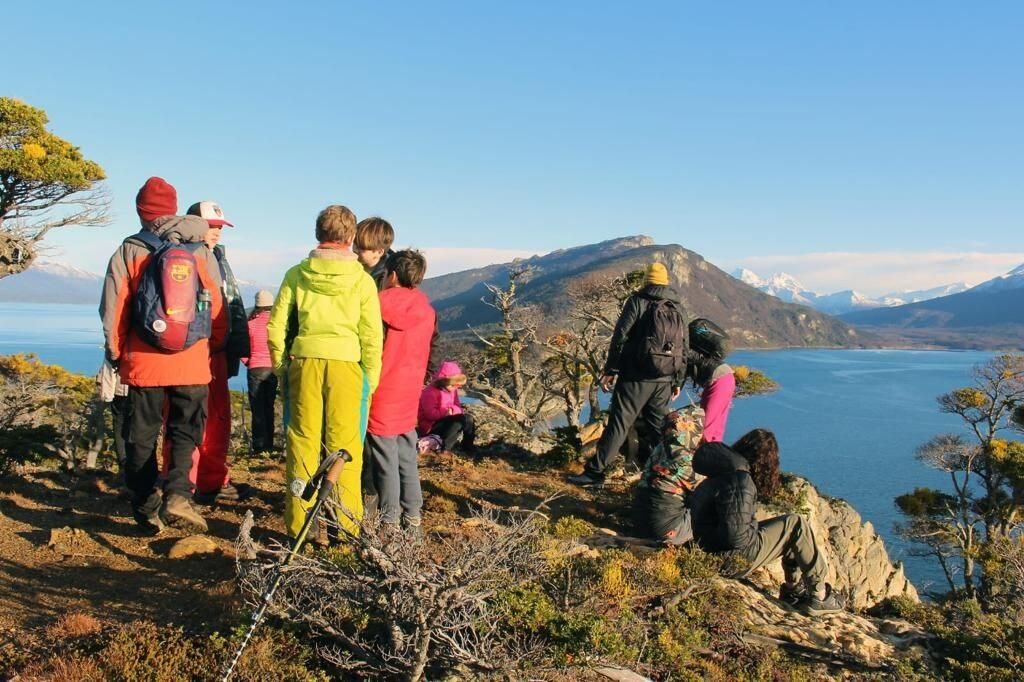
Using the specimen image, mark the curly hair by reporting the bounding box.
[732,428,780,502]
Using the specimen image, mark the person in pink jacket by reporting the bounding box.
[366,251,437,528]
[418,360,475,454]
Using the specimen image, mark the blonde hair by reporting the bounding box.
[315,205,357,244]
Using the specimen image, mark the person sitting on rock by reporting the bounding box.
[688,429,844,615]
[633,405,705,545]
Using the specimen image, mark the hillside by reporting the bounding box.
[423,236,867,349]
[842,276,1024,350]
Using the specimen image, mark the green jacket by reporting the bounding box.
[267,248,383,391]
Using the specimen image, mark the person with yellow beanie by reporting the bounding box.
[569,261,689,488]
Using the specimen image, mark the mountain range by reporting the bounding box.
[0,260,270,307]
[732,268,969,315]
[422,236,866,349]
[841,263,1024,349]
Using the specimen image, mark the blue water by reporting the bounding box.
[0,303,989,591]
[0,302,248,391]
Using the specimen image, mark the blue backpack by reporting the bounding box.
[126,231,212,352]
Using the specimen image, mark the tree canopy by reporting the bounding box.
[0,97,109,278]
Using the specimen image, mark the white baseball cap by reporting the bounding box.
[187,200,234,227]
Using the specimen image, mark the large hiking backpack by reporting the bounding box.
[633,297,688,378]
[127,231,212,352]
[688,318,732,361]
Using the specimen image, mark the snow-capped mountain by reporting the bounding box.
[0,260,104,303]
[731,268,969,316]
[970,263,1024,294]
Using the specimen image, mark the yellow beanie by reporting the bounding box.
[645,262,670,286]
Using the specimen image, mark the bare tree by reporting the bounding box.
[235,505,552,681]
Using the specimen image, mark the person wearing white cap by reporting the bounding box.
[243,289,278,453]
[158,200,253,503]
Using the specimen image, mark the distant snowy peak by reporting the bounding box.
[971,263,1024,293]
[32,260,103,281]
[731,268,968,316]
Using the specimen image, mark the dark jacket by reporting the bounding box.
[604,284,687,384]
[213,245,250,378]
[688,442,758,553]
[368,249,396,291]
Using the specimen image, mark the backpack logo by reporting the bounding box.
[170,263,192,283]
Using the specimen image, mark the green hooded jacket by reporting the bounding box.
[267,248,383,391]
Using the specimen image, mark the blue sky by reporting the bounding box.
[6,1,1023,295]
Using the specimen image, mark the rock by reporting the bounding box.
[753,477,918,610]
[168,535,219,559]
[48,526,87,549]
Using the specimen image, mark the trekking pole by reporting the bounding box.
[221,448,352,682]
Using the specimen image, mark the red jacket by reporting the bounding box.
[367,287,437,437]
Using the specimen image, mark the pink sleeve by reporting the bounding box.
[419,387,447,424]
[700,373,736,443]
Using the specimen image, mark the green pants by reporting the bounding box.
[284,358,370,537]
[742,513,828,588]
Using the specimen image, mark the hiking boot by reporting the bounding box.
[800,585,844,617]
[417,435,443,455]
[161,494,209,533]
[132,508,165,534]
[567,472,605,489]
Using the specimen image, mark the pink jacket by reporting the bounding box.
[243,310,273,369]
[417,361,464,435]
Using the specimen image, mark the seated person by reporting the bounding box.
[417,361,475,454]
[633,406,705,545]
[688,429,844,616]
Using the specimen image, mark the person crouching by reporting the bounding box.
[418,362,475,454]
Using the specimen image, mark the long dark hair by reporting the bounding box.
[732,429,780,502]
[248,306,271,321]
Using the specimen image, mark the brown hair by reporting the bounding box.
[354,216,395,252]
[387,249,427,287]
[732,429,781,502]
[315,205,357,243]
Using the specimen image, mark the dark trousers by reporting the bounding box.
[585,379,673,477]
[111,394,128,466]
[124,385,208,513]
[366,430,423,524]
[430,413,476,452]
[246,368,278,452]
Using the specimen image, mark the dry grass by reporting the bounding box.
[45,612,103,639]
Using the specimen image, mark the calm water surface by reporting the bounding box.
[1,303,992,591]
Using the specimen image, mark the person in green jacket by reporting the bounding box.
[267,205,383,538]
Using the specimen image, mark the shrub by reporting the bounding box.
[733,365,779,397]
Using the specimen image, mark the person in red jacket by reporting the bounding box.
[365,250,437,529]
[243,289,277,453]
[99,177,227,533]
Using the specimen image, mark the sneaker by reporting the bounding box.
[567,472,605,489]
[195,482,255,505]
[161,494,209,533]
[132,508,165,534]
[800,585,844,616]
[778,582,807,607]
[417,435,443,454]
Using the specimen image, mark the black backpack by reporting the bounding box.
[688,318,732,361]
[633,297,688,379]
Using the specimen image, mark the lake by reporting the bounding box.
[0,302,991,591]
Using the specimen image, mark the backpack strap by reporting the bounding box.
[123,230,164,252]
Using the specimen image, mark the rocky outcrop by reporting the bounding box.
[750,476,918,610]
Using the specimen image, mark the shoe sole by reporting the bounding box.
[162,510,209,533]
[803,605,843,617]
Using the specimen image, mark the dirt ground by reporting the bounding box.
[0,447,633,671]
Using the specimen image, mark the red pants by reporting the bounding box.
[162,352,231,494]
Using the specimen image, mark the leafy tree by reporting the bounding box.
[0,97,109,278]
[896,354,1024,600]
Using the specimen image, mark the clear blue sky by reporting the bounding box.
[6,1,1023,294]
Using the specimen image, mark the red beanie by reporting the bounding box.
[136,177,178,222]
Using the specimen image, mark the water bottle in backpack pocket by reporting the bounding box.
[128,231,213,352]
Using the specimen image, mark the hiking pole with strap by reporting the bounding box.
[221,448,352,682]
